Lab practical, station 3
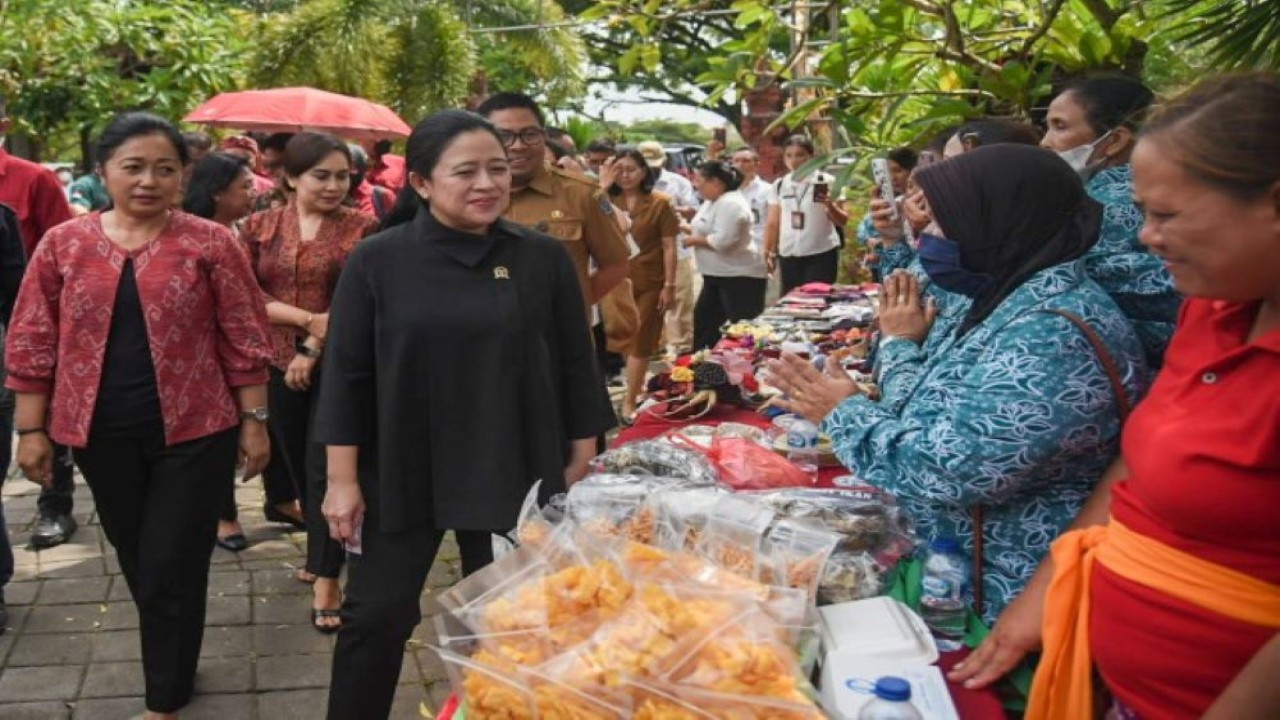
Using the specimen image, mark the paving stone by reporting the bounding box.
[39,576,111,604]
[255,653,332,690]
[103,555,121,575]
[390,683,433,719]
[416,648,447,683]
[205,595,252,627]
[425,562,460,589]
[257,688,329,720]
[206,569,252,597]
[252,623,335,656]
[37,559,106,580]
[194,655,254,694]
[107,576,132,602]
[71,696,144,719]
[183,692,256,720]
[10,544,39,568]
[81,661,144,698]
[0,664,84,701]
[397,652,419,685]
[7,633,92,666]
[33,539,102,563]
[250,568,311,595]
[0,604,30,636]
[252,594,311,626]
[21,603,104,634]
[8,563,39,582]
[241,558,299,572]
[91,630,142,663]
[199,625,253,658]
[2,580,39,605]
[238,538,302,561]
[0,629,15,665]
[99,601,140,631]
[0,701,73,720]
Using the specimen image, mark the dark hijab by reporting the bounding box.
[914,144,1102,336]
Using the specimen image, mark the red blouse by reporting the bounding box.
[4,212,272,447]
[237,204,378,369]
[1092,298,1280,718]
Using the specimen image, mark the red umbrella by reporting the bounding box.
[184,87,411,140]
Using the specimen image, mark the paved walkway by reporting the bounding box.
[0,472,460,719]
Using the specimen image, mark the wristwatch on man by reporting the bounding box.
[239,407,269,423]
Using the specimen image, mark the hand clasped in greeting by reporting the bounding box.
[764,352,861,424]
[878,271,938,345]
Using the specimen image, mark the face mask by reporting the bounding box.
[1056,130,1113,178]
[917,232,994,298]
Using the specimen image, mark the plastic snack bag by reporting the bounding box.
[650,486,728,551]
[434,647,538,720]
[693,496,774,580]
[567,476,658,543]
[761,519,841,602]
[589,441,720,486]
[520,661,633,719]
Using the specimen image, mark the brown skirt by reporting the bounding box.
[626,278,665,358]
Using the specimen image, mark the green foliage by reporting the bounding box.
[1158,0,1280,70]
[614,118,711,144]
[468,0,588,107]
[0,0,252,160]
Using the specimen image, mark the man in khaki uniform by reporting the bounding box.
[476,92,630,315]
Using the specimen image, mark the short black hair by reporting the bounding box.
[1063,75,1155,135]
[261,132,295,154]
[95,111,189,166]
[546,140,569,161]
[475,91,546,127]
[887,147,918,170]
[183,152,249,220]
[606,148,657,196]
[697,159,742,191]
[373,139,393,156]
[782,135,816,155]
[586,138,617,154]
[183,131,213,152]
[381,110,506,230]
[282,132,351,180]
[954,118,1042,148]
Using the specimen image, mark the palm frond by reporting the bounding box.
[1160,0,1280,70]
[386,1,475,121]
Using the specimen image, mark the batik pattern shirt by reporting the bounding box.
[1083,165,1180,367]
[823,261,1148,622]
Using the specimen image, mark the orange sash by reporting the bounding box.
[1027,518,1280,720]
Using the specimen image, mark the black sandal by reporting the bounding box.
[311,608,342,634]
[215,534,248,552]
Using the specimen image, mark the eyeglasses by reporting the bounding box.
[496,127,545,148]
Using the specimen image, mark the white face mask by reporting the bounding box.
[1056,130,1113,178]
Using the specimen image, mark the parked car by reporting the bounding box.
[617,142,706,180]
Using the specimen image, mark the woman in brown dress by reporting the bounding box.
[602,148,679,421]
[238,133,380,632]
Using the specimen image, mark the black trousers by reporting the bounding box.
[73,425,239,713]
[220,433,298,523]
[779,247,839,295]
[327,508,497,720]
[693,274,767,350]
[267,367,342,578]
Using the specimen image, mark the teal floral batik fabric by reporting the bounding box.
[823,261,1148,622]
[1082,165,1181,368]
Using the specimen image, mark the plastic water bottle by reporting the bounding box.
[920,537,968,651]
[858,677,924,719]
[785,417,820,483]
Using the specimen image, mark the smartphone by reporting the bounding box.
[916,150,938,168]
[870,158,899,220]
[813,181,829,203]
[713,127,727,144]
[961,132,983,152]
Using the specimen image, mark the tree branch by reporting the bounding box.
[1078,0,1120,30]
[836,88,995,100]
[1020,0,1068,57]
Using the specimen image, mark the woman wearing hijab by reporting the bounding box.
[767,145,1147,622]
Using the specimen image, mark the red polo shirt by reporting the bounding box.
[366,153,405,192]
[0,148,74,255]
[1091,297,1280,719]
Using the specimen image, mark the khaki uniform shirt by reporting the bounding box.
[504,165,630,312]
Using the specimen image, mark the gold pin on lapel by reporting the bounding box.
[494,266,510,280]
[550,210,565,220]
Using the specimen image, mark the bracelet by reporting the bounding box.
[296,345,323,359]
[16,427,46,436]
[303,313,314,329]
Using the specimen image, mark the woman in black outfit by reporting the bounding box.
[316,110,614,719]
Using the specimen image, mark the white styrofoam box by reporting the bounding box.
[818,596,939,666]
[820,661,960,720]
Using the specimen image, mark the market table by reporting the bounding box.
[612,409,1007,719]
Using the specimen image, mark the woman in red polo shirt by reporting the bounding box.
[956,74,1280,719]
[6,112,272,720]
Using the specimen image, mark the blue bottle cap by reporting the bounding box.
[930,537,961,554]
[873,676,912,702]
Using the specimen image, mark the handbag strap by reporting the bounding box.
[969,308,1132,618]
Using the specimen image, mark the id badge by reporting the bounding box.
[790,211,805,230]
[751,207,761,224]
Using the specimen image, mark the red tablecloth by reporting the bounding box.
[612,407,1006,718]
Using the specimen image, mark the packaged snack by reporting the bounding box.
[818,551,885,604]
[693,496,774,580]
[589,441,720,486]
[762,519,841,601]
[650,487,727,551]
[519,662,633,719]
[567,476,657,543]
[435,647,537,720]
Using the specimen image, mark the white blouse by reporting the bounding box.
[690,190,767,278]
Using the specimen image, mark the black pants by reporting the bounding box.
[73,426,238,713]
[35,444,76,517]
[327,510,497,720]
[779,247,839,295]
[693,275,767,350]
[220,432,298,523]
[268,367,342,578]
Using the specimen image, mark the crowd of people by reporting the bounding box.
[0,68,1274,720]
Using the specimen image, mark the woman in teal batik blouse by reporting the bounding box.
[768,145,1148,622]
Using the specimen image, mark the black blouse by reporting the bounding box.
[91,258,163,438]
[314,209,614,533]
